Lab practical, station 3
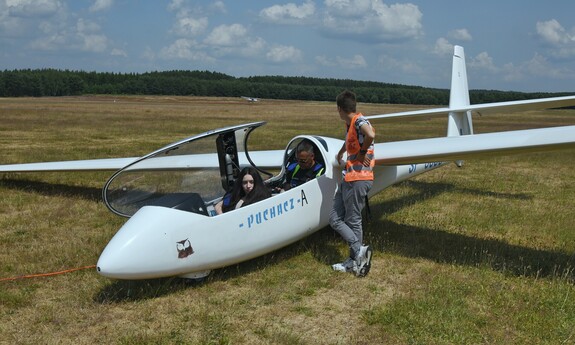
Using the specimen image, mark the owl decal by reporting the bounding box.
[176,239,194,259]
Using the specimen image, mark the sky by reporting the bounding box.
[1,0,575,93]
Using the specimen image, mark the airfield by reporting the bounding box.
[1,95,574,344]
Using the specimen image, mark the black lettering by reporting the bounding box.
[301,190,308,206]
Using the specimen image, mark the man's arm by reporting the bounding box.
[336,142,346,164]
[357,123,375,166]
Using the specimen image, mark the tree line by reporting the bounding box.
[0,69,569,105]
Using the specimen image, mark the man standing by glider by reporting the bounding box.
[330,90,375,277]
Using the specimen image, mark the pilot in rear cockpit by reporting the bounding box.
[279,139,324,192]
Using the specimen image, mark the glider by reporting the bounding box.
[1,46,574,280]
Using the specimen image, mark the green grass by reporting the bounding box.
[364,264,575,344]
[1,96,574,344]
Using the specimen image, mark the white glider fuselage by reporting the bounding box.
[95,135,439,280]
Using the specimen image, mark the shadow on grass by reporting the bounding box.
[0,178,102,201]
[95,277,196,303]
[88,178,570,302]
[382,179,532,216]
[363,180,574,281]
[370,219,574,280]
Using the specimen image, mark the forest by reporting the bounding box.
[0,68,568,105]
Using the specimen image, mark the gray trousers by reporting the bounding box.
[329,179,372,260]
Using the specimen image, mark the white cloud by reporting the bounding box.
[448,28,472,41]
[314,55,333,67]
[173,16,208,37]
[469,51,497,72]
[550,46,575,59]
[243,36,267,56]
[536,19,572,45]
[5,0,64,17]
[29,32,66,50]
[80,33,107,52]
[204,24,247,46]
[173,21,268,60]
[322,0,423,42]
[266,45,302,62]
[535,19,575,58]
[324,0,371,17]
[28,17,109,53]
[167,0,185,12]
[1,0,66,37]
[0,10,22,37]
[76,18,101,33]
[501,62,523,82]
[523,53,575,79]
[500,53,575,84]
[168,0,225,16]
[89,0,113,13]
[464,51,575,89]
[1,1,112,55]
[111,48,127,57]
[75,18,107,52]
[523,54,550,77]
[159,38,213,62]
[345,54,367,68]
[260,1,315,23]
[433,38,453,56]
[209,1,226,14]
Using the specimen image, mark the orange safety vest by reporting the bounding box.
[345,113,375,182]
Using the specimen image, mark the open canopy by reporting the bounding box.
[103,122,269,217]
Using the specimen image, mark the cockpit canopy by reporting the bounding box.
[103,122,330,218]
[103,122,271,217]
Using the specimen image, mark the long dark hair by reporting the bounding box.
[223,167,271,212]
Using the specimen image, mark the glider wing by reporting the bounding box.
[374,125,575,165]
[0,157,139,172]
[366,95,575,122]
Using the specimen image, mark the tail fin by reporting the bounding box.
[448,46,474,167]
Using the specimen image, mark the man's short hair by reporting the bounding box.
[336,90,357,113]
[297,140,315,155]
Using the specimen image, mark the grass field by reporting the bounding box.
[1,95,574,344]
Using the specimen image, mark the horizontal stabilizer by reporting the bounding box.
[374,125,575,165]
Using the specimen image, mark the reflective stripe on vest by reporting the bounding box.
[345,113,374,182]
[290,163,324,187]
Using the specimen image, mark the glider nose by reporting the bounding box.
[96,206,197,280]
[96,250,133,279]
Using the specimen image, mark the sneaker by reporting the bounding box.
[332,257,356,273]
[354,245,372,277]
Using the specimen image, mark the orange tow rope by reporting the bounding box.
[0,265,96,282]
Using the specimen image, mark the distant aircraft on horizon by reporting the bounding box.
[241,96,259,102]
